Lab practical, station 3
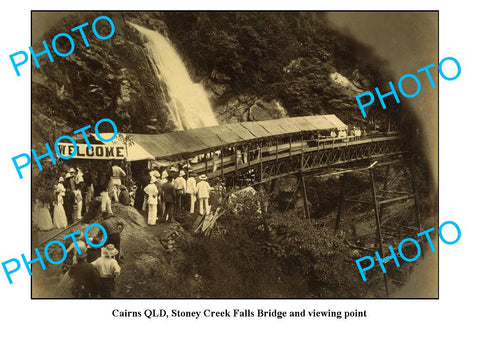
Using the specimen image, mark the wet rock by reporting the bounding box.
[249,99,287,121]
[201,78,230,99]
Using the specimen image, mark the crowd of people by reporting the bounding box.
[32,160,221,298]
[137,165,214,226]
[33,167,91,231]
[33,161,218,232]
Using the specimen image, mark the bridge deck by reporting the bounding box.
[188,133,405,184]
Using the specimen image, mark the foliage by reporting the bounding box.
[219,190,264,232]
[182,193,370,297]
[36,190,56,204]
[164,12,393,124]
[117,133,135,147]
[32,163,66,198]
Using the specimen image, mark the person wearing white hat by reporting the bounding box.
[101,211,125,261]
[65,168,76,191]
[55,177,66,196]
[144,176,159,225]
[195,174,211,215]
[53,177,68,229]
[91,244,121,298]
[149,167,161,179]
[75,167,86,214]
[185,172,197,213]
[73,184,83,221]
[174,170,186,211]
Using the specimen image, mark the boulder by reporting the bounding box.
[249,99,287,121]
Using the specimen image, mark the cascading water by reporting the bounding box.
[130,23,218,130]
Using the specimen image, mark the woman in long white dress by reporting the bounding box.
[53,177,68,229]
[37,198,54,231]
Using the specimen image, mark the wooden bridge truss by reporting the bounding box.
[197,134,406,186]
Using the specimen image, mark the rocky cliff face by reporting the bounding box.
[32,13,172,149]
[32,12,396,150]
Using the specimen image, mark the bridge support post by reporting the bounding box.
[369,167,389,297]
[335,175,346,233]
[375,165,390,247]
[299,173,310,219]
[234,145,238,185]
[220,147,224,178]
[259,140,263,182]
[204,152,208,175]
[409,159,422,233]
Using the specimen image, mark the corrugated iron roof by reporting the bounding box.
[126,114,346,160]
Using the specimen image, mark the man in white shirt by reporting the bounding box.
[185,173,197,213]
[195,174,211,215]
[144,177,159,226]
[111,163,127,202]
[92,244,121,298]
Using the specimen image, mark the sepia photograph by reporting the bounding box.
[30,11,438,298]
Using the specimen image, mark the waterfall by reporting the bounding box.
[130,23,218,130]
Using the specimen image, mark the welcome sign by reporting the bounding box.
[56,143,125,160]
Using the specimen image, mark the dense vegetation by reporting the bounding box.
[163,12,394,123]
[180,191,371,298]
